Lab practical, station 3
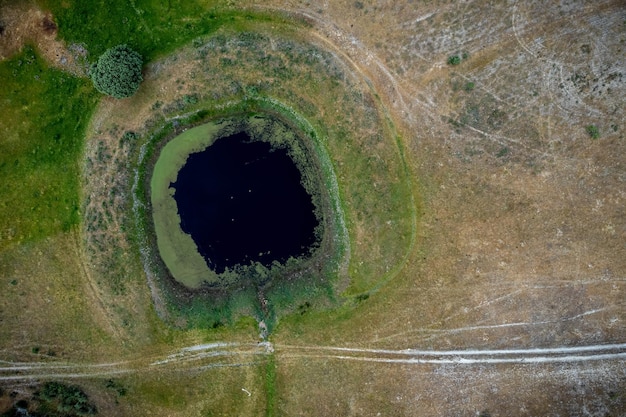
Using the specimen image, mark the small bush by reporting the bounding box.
[89,45,143,98]
[356,293,370,302]
[496,147,509,158]
[38,382,97,416]
[120,131,138,146]
[183,94,199,105]
[105,379,128,397]
[447,55,462,65]
[586,124,600,139]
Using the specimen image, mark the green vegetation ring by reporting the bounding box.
[148,107,346,291]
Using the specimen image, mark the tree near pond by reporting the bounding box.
[89,44,143,98]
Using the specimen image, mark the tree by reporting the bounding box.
[89,44,143,98]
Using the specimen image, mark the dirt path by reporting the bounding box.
[276,342,626,365]
[2,341,624,381]
[0,342,269,381]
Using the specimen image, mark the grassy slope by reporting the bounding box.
[0,232,112,358]
[0,0,238,249]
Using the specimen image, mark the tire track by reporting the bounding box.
[2,341,624,381]
[0,342,270,381]
[276,343,626,365]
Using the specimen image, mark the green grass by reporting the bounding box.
[264,355,277,417]
[121,362,268,415]
[37,0,215,58]
[37,0,286,60]
[0,46,97,249]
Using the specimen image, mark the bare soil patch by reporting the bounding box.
[0,2,86,74]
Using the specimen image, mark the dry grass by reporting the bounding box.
[269,1,626,414]
[275,356,625,416]
[0,232,114,360]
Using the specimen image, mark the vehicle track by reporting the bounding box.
[0,342,269,381]
[276,342,626,365]
[2,342,624,381]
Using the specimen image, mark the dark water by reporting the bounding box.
[171,131,319,273]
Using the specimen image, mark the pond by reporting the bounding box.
[171,131,319,273]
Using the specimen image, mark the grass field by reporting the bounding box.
[1,0,624,416]
[0,46,96,250]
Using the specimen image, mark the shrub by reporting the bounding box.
[447,55,462,65]
[120,131,138,146]
[585,124,600,139]
[89,45,143,98]
[464,81,475,91]
[38,381,97,416]
[183,94,199,105]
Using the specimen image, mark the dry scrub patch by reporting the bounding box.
[262,1,625,414]
[267,0,624,344]
[0,2,86,74]
[274,355,625,416]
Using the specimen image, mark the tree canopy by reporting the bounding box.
[89,44,143,98]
